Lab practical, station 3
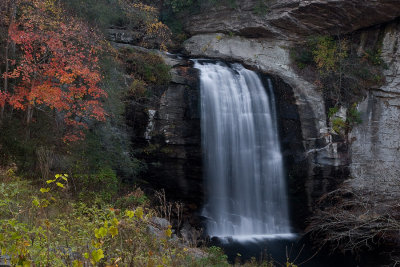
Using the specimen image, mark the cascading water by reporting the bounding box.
[194,60,292,240]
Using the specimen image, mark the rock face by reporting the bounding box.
[146,63,202,213]
[350,20,400,195]
[185,0,400,40]
[182,2,400,224]
[124,49,203,223]
[183,34,349,220]
[122,0,400,233]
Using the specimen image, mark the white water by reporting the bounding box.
[194,61,292,240]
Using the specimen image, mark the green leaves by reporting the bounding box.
[311,36,348,73]
[134,207,144,220]
[40,187,50,193]
[125,210,134,218]
[44,174,68,193]
[32,197,40,207]
[94,227,107,239]
[109,226,118,238]
[165,225,172,238]
[91,249,104,263]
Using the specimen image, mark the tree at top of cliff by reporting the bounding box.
[118,0,172,50]
[3,0,107,142]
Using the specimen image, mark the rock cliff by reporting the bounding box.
[185,0,400,40]
[120,0,400,237]
[182,1,400,222]
[350,20,400,195]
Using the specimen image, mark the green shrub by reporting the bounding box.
[328,106,339,118]
[330,103,362,136]
[332,117,347,135]
[61,0,126,28]
[290,46,314,69]
[197,246,230,267]
[311,36,348,73]
[291,35,386,110]
[164,0,195,13]
[363,48,385,66]
[119,48,171,86]
[75,167,119,202]
[347,103,362,127]
[115,187,149,209]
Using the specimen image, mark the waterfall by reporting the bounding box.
[194,60,292,240]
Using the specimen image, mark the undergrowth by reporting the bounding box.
[0,168,301,267]
[0,169,229,266]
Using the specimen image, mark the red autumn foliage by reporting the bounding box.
[2,0,107,142]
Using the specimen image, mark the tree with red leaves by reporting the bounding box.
[3,0,107,142]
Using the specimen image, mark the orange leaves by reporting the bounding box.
[4,0,107,142]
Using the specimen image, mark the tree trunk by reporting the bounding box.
[1,0,16,122]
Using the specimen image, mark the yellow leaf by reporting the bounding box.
[111,218,119,227]
[109,226,118,238]
[32,197,40,207]
[92,249,104,263]
[165,228,172,238]
[40,188,50,193]
[134,207,144,220]
[125,210,134,218]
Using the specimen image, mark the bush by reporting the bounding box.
[75,167,119,203]
[0,171,251,266]
[61,0,126,28]
[291,35,386,120]
[346,103,362,127]
[119,48,171,85]
[198,246,230,267]
[290,46,314,69]
[115,187,149,209]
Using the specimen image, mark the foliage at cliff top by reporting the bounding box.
[63,0,172,50]
[291,35,385,104]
